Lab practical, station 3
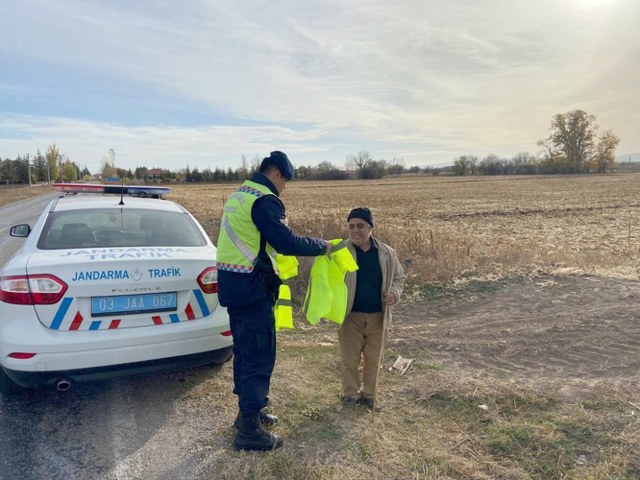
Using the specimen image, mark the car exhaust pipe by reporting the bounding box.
[56,379,72,392]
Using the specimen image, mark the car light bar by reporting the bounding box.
[52,183,171,198]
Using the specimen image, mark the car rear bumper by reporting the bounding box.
[1,302,232,370]
[2,346,233,389]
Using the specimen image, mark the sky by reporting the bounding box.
[0,0,638,173]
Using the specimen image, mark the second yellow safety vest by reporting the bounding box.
[303,239,358,325]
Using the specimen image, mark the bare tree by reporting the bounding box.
[346,151,373,178]
[478,154,502,175]
[453,155,477,176]
[239,154,249,179]
[251,154,262,176]
[387,157,405,175]
[591,130,621,173]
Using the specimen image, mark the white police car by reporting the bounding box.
[0,183,232,394]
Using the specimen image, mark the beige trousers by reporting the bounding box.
[338,311,385,400]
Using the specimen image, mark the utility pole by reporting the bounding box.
[27,154,32,187]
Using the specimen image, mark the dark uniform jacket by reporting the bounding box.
[218,173,326,308]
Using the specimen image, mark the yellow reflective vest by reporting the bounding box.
[216,179,299,329]
[274,284,293,330]
[303,239,358,325]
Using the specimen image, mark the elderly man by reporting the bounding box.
[217,151,331,451]
[340,207,405,409]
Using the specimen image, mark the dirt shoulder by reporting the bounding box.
[392,275,640,401]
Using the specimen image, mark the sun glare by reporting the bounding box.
[579,0,614,7]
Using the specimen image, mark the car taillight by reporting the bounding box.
[8,352,36,359]
[0,274,68,305]
[197,267,218,294]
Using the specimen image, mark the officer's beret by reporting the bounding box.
[261,151,295,180]
[347,207,374,226]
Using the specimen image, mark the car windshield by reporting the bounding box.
[38,208,206,249]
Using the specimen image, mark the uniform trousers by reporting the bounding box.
[228,298,276,413]
[338,310,385,400]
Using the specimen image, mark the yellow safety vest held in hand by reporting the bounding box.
[216,180,299,329]
[274,254,298,331]
[274,284,293,330]
[303,239,358,325]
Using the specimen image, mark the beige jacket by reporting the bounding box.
[345,237,406,322]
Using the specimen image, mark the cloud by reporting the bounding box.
[0,114,337,171]
[0,0,638,169]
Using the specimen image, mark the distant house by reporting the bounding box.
[146,168,166,181]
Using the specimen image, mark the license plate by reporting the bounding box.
[91,292,177,317]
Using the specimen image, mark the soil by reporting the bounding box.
[391,275,640,401]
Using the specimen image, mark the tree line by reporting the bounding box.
[1,147,411,185]
[1,110,622,185]
[0,144,89,185]
[452,109,620,176]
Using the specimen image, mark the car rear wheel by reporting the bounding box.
[0,368,22,395]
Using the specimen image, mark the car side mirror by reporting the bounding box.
[10,224,31,237]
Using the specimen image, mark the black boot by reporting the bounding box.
[258,410,278,427]
[233,412,283,451]
[234,409,278,429]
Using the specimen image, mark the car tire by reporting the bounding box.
[0,368,22,395]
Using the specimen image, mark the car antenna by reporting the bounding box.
[119,177,125,206]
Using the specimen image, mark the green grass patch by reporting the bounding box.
[423,392,483,421]
[412,361,447,371]
[418,276,527,302]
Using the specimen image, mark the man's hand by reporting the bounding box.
[324,241,333,255]
[383,292,397,306]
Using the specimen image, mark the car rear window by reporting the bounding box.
[38,208,207,249]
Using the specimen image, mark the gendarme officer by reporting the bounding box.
[217,151,331,451]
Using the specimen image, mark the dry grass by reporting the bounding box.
[170,174,640,298]
[164,175,640,479]
[192,320,640,480]
[0,184,52,207]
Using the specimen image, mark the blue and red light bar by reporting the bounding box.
[53,183,171,198]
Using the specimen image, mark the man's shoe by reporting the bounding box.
[234,410,278,429]
[233,412,283,452]
[359,397,382,412]
[342,397,358,409]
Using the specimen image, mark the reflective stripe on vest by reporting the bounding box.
[222,215,257,265]
[275,284,293,330]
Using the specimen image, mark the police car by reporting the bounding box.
[0,183,232,394]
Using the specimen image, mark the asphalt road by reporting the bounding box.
[0,194,230,480]
[0,193,58,267]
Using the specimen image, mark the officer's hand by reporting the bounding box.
[383,292,397,305]
[324,241,333,255]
